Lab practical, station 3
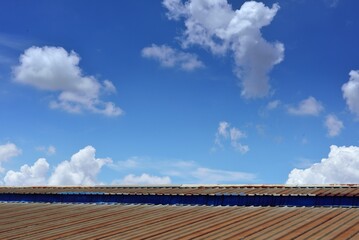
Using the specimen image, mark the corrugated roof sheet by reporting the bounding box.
[0,185,358,239]
[1,184,359,196]
[0,202,358,239]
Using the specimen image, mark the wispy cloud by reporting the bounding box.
[267,100,281,110]
[0,33,30,51]
[324,114,343,137]
[323,0,339,8]
[111,157,256,184]
[36,145,56,155]
[113,173,171,185]
[214,121,249,153]
[288,96,324,116]
[142,44,204,71]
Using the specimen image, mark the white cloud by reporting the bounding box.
[192,167,255,183]
[164,162,256,183]
[342,70,359,118]
[0,142,22,162]
[111,157,256,184]
[162,0,284,98]
[103,80,117,93]
[142,44,204,71]
[215,121,249,153]
[47,145,56,155]
[109,157,141,171]
[4,158,49,186]
[36,145,56,155]
[0,143,22,173]
[13,46,122,116]
[48,145,112,185]
[267,100,280,110]
[288,96,324,116]
[286,145,359,184]
[2,145,112,186]
[325,114,343,137]
[116,173,171,185]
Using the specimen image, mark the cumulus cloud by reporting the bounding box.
[325,114,343,137]
[288,96,324,116]
[13,46,122,116]
[162,0,284,98]
[0,143,22,173]
[287,145,359,184]
[115,173,171,185]
[48,146,112,185]
[2,145,112,186]
[215,121,249,153]
[4,158,49,186]
[142,44,204,71]
[342,70,359,118]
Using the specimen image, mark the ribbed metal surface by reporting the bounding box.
[0,202,358,239]
[0,185,358,196]
[1,192,358,207]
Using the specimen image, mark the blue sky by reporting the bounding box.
[1,0,359,186]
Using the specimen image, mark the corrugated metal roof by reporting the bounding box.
[1,191,358,207]
[0,202,358,239]
[0,186,358,239]
[1,184,359,196]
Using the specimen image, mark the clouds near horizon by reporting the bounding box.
[3,145,112,186]
[4,158,49,186]
[111,156,256,184]
[13,46,122,116]
[115,173,172,185]
[48,146,112,185]
[287,145,359,184]
[1,145,256,186]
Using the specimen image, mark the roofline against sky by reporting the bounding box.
[2,184,359,188]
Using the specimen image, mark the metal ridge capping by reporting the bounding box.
[0,185,358,208]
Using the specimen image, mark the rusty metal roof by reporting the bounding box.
[0,185,358,239]
[0,202,358,239]
[0,184,359,196]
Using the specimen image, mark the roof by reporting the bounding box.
[1,184,359,196]
[0,185,358,239]
[0,202,358,239]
